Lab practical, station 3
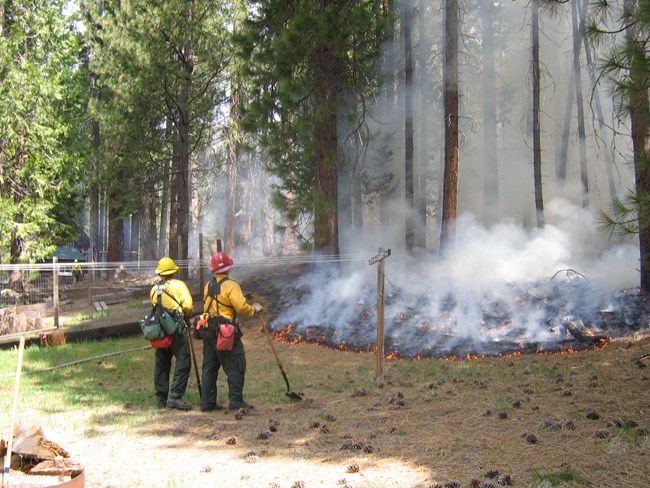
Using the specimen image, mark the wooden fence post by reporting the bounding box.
[369,247,391,383]
[52,257,60,329]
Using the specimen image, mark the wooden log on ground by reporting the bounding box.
[29,458,84,478]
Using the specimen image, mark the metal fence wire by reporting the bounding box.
[0,253,370,309]
[0,253,372,340]
[0,270,53,308]
[0,260,191,309]
[0,261,180,340]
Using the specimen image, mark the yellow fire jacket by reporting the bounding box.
[149,278,194,318]
[202,273,255,321]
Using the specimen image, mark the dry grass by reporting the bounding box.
[3,270,650,487]
[9,325,646,488]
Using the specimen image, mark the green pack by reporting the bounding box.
[140,285,179,340]
[140,308,178,339]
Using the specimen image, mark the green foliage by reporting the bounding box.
[588,2,650,247]
[612,422,647,445]
[599,191,644,238]
[531,467,587,486]
[235,0,388,248]
[0,0,89,262]
[81,0,231,220]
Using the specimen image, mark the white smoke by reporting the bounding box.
[273,199,640,356]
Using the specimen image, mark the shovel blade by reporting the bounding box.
[286,391,303,401]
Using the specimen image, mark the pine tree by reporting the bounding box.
[236,0,387,254]
[588,0,650,290]
[82,0,230,266]
[0,0,89,264]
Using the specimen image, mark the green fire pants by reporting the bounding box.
[200,336,247,408]
[154,330,191,403]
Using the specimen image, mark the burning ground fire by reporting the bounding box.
[269,272,649,360]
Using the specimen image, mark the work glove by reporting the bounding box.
[196,313,209,329]
[252,302,263,314]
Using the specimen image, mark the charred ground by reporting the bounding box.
[246,264,649,360]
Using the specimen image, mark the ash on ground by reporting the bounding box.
[268,269,649,358]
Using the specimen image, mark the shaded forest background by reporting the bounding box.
[1,0,649,289]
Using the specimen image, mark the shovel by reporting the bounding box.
[258,314,303,401]
[184,318,202,397]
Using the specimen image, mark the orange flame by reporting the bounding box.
[270,322,612,361]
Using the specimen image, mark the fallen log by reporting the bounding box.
[29,458,84,478]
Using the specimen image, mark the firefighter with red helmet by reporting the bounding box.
[198,251,263,411]
[150,257,194,410]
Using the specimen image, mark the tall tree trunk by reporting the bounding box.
[99,200,106,261]
[417,0,431,249]
[481,1,498,226]
[141,184,157,261]
[571,0,589,208]
[159,140,170,256]
[9,218,21,265]
[224,94,239,255]
[379,1,399,244]
[257,150,273,256]
[169,6,194,276]
[170,132,188,264]
[556,65,575,181]
[579,0,617,201]
[241,152,254,255]
[403,0,415,252]
[123,218,131,258]
[9,146,25,265]
[440,0,459,258]
[224,0,247,256]
[625,0,650,290]
[106,193,124,277]
[241,151,255,256]
[130,211,140,260]
[531,0,545,228]
[90,119,100,264]
[313,0,339,255]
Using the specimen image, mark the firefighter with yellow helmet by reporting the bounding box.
[149,257,194,410]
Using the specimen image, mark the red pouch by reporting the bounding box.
[150,335,174,349]
[217,323,235,351]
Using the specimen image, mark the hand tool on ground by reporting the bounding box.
[258,314,303,401]
[184,318,202,397]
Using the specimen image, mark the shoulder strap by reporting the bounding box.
[155,284,164,310]
[207,276,230,297]
[206,277,234,315]
[158,280,181,311]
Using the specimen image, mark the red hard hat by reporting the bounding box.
[209,251,234,273]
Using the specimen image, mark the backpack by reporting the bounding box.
[206,277,233,312]
[139,284,181,341]
[195,277,239,346]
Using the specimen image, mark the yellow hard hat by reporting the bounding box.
[155,257,179,276]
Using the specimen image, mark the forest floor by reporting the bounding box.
[2,265,650,488]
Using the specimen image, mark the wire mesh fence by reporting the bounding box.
[0,260,197,340]
[0,259,213,308]
[0,251,379,343]
[0,252,372,308]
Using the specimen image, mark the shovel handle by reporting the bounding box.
[184,318,202,397]
[258,314,292,391]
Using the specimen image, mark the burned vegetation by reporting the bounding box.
[259,265,649,359]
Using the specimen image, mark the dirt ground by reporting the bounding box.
[3,266,650,487]
[8,332,650,488]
